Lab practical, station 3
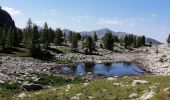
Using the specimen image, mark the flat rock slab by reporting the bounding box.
[140,90,155,100]
[129,93,138,98]
[132,80,148,86]
[18,93,26,99]
[107,77,117,81]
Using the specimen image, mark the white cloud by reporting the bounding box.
[50,10,57,16]
[137,17,145,21]
[127,22,136,27]
[2,7,21,16]
[98,15,157,27]
[98,18,123,25]
[34,19,61,28]
[71,16,92,22]
[98,18,137,27]
[152,14,157,17]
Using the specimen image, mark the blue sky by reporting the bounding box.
[1,0,170,43]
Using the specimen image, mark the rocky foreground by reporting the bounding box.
[17,76,170,100]
[0,44,170,83]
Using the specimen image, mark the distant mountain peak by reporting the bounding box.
[62,28,161,44]
[80,28,161,44]
[96,28,111,32]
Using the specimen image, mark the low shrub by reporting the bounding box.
[0,81,21,97]
[34,73,83,86]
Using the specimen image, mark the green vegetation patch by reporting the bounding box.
[0,81,21,99]
[0,47,28,57]
[34,73,84,86]
[23,76,170,100]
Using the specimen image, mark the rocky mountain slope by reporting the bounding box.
[0,7,15,28]
[63,28,161,44]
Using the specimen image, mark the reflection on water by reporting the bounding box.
[63,62,144,76]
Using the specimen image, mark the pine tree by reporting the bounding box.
[76,32,81,41]
[63,32,66,38]
[5,27,14,49]
[102,32,114,50]
[69,32,81,51]
[24,18,33,48]
[48,28,55,43]
[93,32,97,41]
[124,35,128,49]
[15,28,23,47]
[0,25,11,50]
[62,32,67,45]
[12,28,18,47]
[41,22,49,52]
[167,34,170,44]
[67,31,73,42]
[83,36,95,54]
[113,35,119,43]
[123,34,136,49]
[54,28,63,46]
[128,34,134,46]
[119,38,124,46]
[0,28,2,45]
[133,36,138,48]
[141,35,145,45]
[1,27,7,50]
[81,35,85,41]
[24,18,34,56]
[70,32,79,51]
[24,19,42,57]
[31,25,41,57]
[137,36,142,47]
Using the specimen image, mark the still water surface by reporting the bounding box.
[63,63,144,76]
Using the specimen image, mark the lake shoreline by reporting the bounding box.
[0,45,170,83]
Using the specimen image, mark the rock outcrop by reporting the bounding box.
[0,7,15,28]
[22,84,43,91]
